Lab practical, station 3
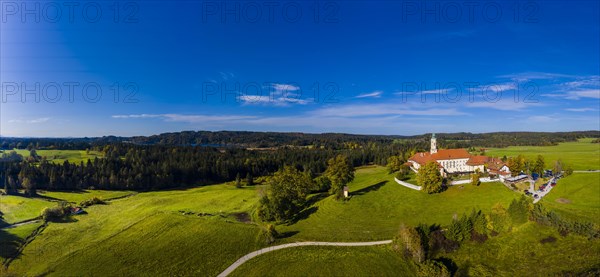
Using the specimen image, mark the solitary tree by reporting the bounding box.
[324,155,355,199]
[257,166,313,222]
[532,155,545,176]
[417,161,443,194]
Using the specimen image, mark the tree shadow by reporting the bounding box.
[49,216,79,224]
[34,194,66,202]
[278,231,299,239]
[288,206,319,225]
[305,192,329,207]
[0,218,21,261]
[352,181,387,196]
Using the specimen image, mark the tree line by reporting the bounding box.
[1,142,404,193]
[2,130,597,151]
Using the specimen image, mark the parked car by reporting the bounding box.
[534,194,539,198]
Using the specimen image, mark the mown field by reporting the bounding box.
[542,172,600,224]
[0,190,134,224]
[485,138,600,170]
[9,149,103,164]
[229,245,415,277]
[2,185,266,276]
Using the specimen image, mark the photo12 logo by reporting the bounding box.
[200,1,340,24]
[397,81,539,104]
[400,0,539,23]
[1,82,140,104]
[1,1,139,23]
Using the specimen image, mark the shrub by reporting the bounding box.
[394,224,426,263]
[41,202,71,222]
[257,224,278,244]
[540,236,557,244]
[80,197,105,207]
[428,230,459,254]
[446,214,472,242]
[507,196,530,225]
[469,264,495,277]
[416,260,450,277]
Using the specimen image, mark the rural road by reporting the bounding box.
[1,219,41,229]
[217,240,393,277]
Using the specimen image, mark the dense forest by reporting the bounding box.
[0,141,417,192]
[0,130,598,192]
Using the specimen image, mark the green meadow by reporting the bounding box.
[279,166,518,242]
[4,185,266,276]
[485,138,600,170]
[230,245,415,277]
[10,149,103,164]
[542,172,600,224]
[0,140,598,276]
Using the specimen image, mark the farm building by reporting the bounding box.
[407,134,510,178]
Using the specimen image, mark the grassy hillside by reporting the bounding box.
[1,165,597,276]
[0,190,134,224]
[446,222,600,276]
[485,138,600,170]
[7,185,266,276]
[0,196,53,224]
[280,166,518,242]
[230,245,415,277]
[11,149,103,164]
[542,172,600,224]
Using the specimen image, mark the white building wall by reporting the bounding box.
[437,158,469,173]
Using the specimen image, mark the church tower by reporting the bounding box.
[430,133,437,154]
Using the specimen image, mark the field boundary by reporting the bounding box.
[217,240,393,277]
[2,221,47,268]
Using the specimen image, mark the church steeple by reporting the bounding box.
[430,133,437,154]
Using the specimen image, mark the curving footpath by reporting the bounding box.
[217,240,393,277]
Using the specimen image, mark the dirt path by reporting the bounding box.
[217,240,393,277]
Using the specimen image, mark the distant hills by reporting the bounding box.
[1,130,599,149]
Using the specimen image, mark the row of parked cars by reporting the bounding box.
[524,174,562,199]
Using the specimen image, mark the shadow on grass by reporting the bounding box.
[49,216,79,224]
[0,218,20,261]
[278,231,299,239]
[352,181,387,196]
[289,207,319,225]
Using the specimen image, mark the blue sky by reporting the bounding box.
[1,0,599,137]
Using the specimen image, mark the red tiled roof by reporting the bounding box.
[467,155,489,166]
[486,157,507,171]
[409,149,471,165]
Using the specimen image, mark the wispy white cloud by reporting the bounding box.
[564,89,600,100]
[238,83,309,106]
[355,91,383,98]
[527,115,558,122]
[8,117,51,124]
[310,103,466,117]
[465,98,541,111]
[565,108,597,112]
[112,114,257,123]
[498,72,574,82]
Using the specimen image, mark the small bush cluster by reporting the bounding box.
[79,197,105,207]
[530,203,600,238]
[41,202,72,222]
[257,224,278,244]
